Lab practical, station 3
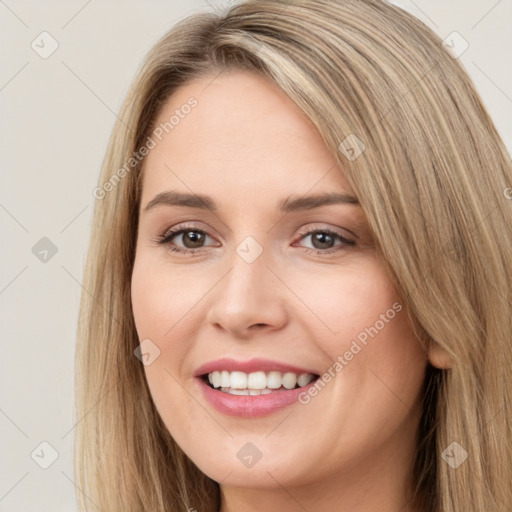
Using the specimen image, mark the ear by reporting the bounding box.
[427,340,453,369]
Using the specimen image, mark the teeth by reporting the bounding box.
[224,387,249,395]
[267,371,282,389]
[221,387,273,396]
[207,370,316,392]
[220,370,230,388]
[211,371,221,388]
[247,371,266,389]
[230,371,247,389]
[297,373,313,387]
[282,372,297,389]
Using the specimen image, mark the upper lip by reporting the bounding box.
[193,357,319,377]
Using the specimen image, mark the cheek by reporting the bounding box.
[130,258,191,395]
[130,254,214,407]
[297,260,427,413]
[290,259,403,343]
[130,256,207,340]
[131,258,199,438]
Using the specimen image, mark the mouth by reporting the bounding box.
[194,358,322,417]
[201,370,320,396]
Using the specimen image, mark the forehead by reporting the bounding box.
[141,69,354,202]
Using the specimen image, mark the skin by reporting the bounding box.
[131,69,449,512]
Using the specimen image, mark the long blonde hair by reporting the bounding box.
[75,1,512,510]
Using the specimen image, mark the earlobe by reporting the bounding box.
[427,340,453,369]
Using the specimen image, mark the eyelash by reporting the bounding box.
[155,223,355,256]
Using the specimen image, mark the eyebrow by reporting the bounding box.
[143,190,359,213]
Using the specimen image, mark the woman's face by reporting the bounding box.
[131,69,428,494]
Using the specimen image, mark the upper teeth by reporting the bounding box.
[207,370,316,390]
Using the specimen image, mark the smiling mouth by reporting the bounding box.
[202,370,320,396]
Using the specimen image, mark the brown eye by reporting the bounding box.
[295,228,355,255]
[310,232,336,250]
[158,227,216,253]
[179,230,206,249]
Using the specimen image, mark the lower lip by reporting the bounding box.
[196,377,318,418]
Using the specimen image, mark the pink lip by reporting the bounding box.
[196,377,319,418]
[193,357,320,418]
[193,357,317,377]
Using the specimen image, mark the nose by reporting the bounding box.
[206,245,288,339]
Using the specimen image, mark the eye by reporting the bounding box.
[155,224,355,256]
[156,224,218,254]
[294,228,355,255]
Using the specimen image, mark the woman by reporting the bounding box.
[75,0,512,511]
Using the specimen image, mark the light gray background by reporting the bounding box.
[1,1,510,510]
